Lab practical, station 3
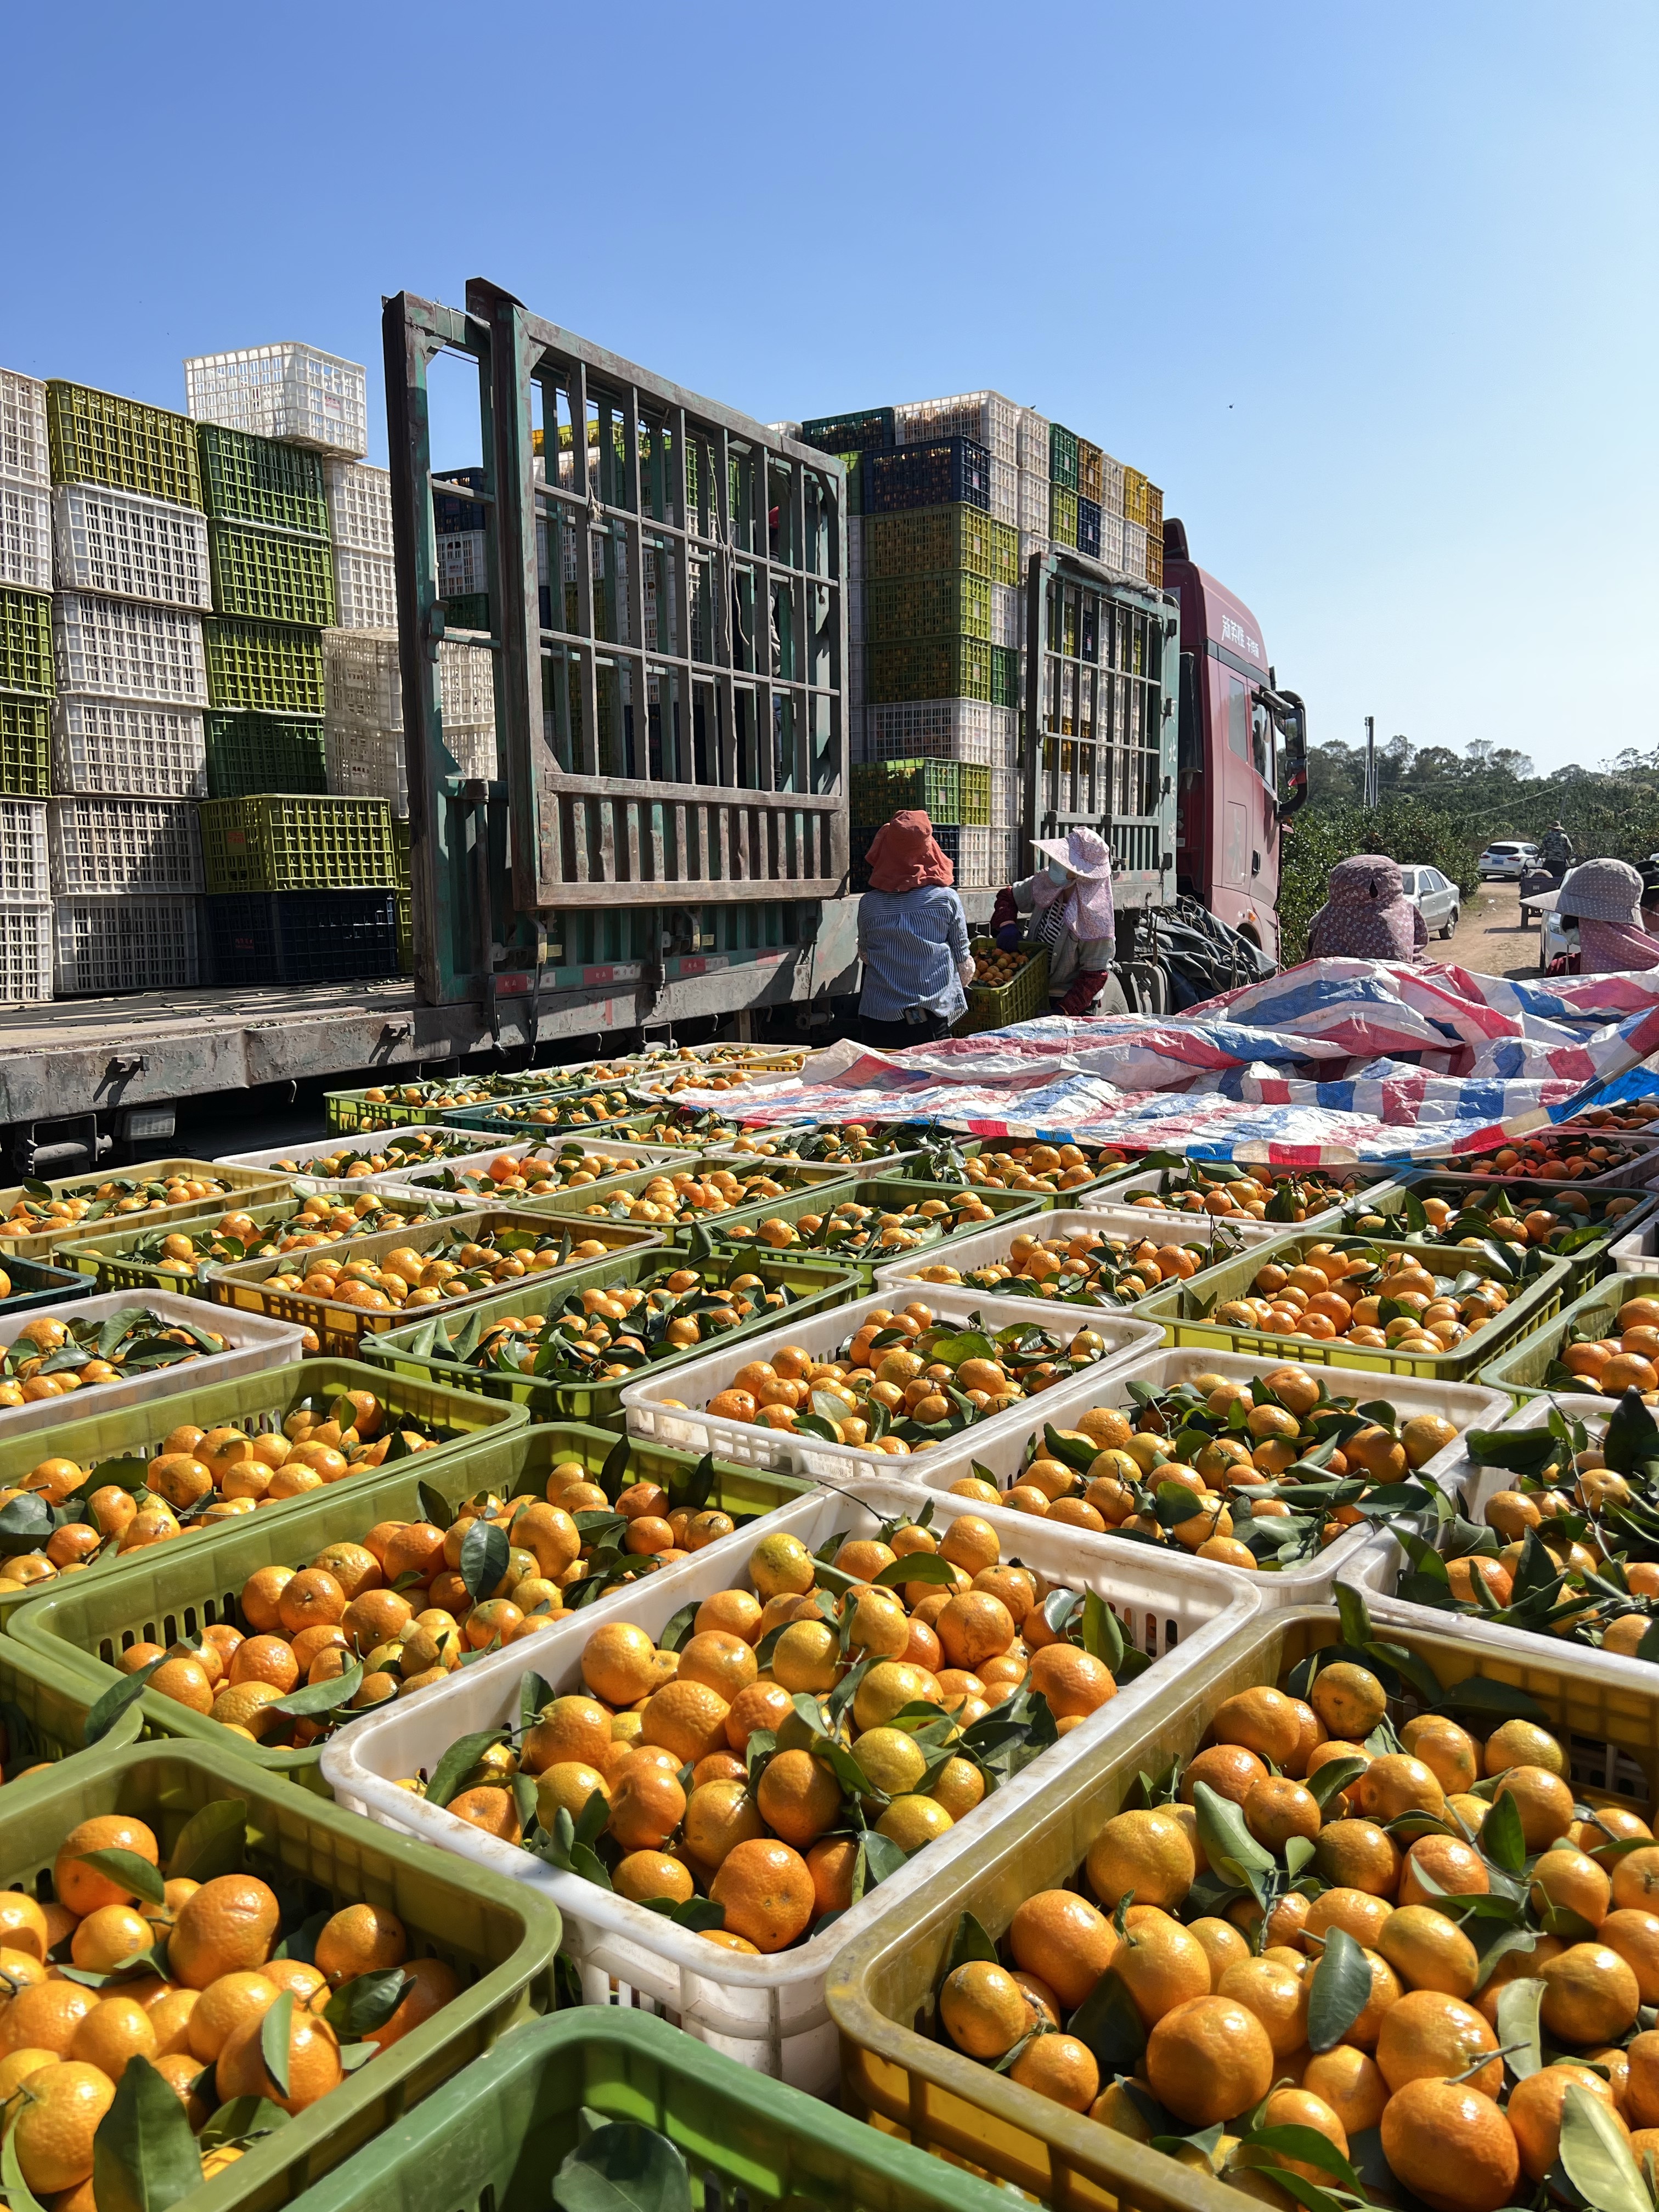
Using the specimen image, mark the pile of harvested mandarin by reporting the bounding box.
[0,1173,241,1244]
[1210,1244,1517,1353]
[721,1124,911,1165]
[681,1305,1119,1453]
[962,1143,1130,1197]
[122,1464,736,1740]
[1545,1292,1659,1402]
[911,1222,1235,1306]
[121,1194,456,1282]
[1451,1128,1658,1182]
[1345,1180,1643,1257]
[628,1057,805,1096]
[935,1648,1659,2212]
[568,1164,828,1227]
[0,1827,458,2199]
[479,1090,637,1131]
[722,1191,998,1260]
[397,1142,665,1201]
[425,1512,1120,1950]
[945,1363,1458,1570]
[0,1310,233,1411]
[266,1130,488,1178]
[0,1390,447,1599]
[257,1224,618,1315]
[1124,1164,1364,1223]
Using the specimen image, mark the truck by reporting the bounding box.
[0,275,1305,1169]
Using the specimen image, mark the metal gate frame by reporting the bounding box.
[383,279,850,1013]
[1022,545,1179,911]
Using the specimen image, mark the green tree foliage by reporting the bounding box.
[1279,794,1478,963]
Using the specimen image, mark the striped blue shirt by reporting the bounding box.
[857,887,971,1023]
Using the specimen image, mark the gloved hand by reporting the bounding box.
[957,957,977,986]
[990,887,1018,936]
[995,923,1021,952]
[1059,969,1109,1017]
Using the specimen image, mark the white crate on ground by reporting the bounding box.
[52,484,212,611]
[897,390,1019,465]
[0,480,52,592]
[1,370,49,488]
[48,798,204,896]
[53,893,201,996]
[1017,407,1050,472]
[323,459,393,555]
[867,698,1017,770]
[53,594,207,706]
[990,581,1022,650]
[184,344,368,458]
[331,545,398,631]
[321,1471,1257,2090]
[0,906,53,1001]
[53,699,207,799]
[0,801,49,901]
[1613,1219,1659,1275]
[874,1206,1279,1300]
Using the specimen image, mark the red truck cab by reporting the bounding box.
[1163,518,1307,959]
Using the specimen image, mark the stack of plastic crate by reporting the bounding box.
[46,381,212,996]
[323,457,396,631]
[0,370,54,1001]
[800,409,896,761]
[198,791,400,985]
[322,629,496,818]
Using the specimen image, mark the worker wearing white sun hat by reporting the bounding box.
[990,825,1127,1016]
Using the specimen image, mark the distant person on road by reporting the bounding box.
[1541,822,1575,878]
[1544,858,1659,975]
[855,809,974,1048]
[991,827,1127,1016]
[1304,854,1429,963]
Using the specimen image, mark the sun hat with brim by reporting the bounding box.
[1032,826,1114,879]
[1545,858,1645,923]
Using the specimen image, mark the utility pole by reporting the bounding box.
[1363,715,1376,808]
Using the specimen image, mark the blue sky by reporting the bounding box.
[5,0,1652,777]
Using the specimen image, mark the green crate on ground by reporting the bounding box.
[0,1158,292,1262]
[699,1173,1048,1284]
[531,1158,853,1243]
[283,2007,1014,2212]
[851,757,991,827]
[862,503,1018,585]
[325,1071,577,1136]
[0,1248,97,1309]
[196,421,330,537]
[1477,1271,1629,1403]
[46,380,203,507]
[362,1245,859,1424]
[1138,1224,1572,1381]
[865,570,992,646]
[0,693,52,794]
[205,707,328,796]
[0,588,53,697]
[955,943,1048,1035]
[210,518,337,627]
[9,1417,794,1791]
[204,614,325,715]
[1048,419,1079,490]
[0,1625,146,1781]
[867,634,992,704]
[1049,482,1079,546]
[0,1741,560,2212]
[439,1087,647,1140]
[200,793,398,892]
[1344,1173,1658,1296]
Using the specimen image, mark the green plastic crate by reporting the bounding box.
[47,380,203,507]
[200,793,398,893]
[867,633,992,705]
[1342,1173,1658,1297]
[204,615,325,715]
[531,1158,854,1245]
[196,422,329,538]
[0,587,53,697]
[324,1071,587,1136]
[1049,482,1079,547]
[1137,1224,1573,1381]
[1048,419,1079,490]
[851,757,991,827]
[699,1173,1048,1284]
[865,571,992,646]
[210,518,337,627]
[1477,1272,1633,1404]
[210,1207,665,1358]
[0,1158,292,1262]
[0,1741,560,2212]
[862,503,1019,586]
[439,1087,648,1140]
[0,1625,145,1786]
[205,708,329,798]
[10,1418,800,1792]
[0,1248,97,1310]
[362,1245,860,1424]
[396,891,413,975]
[0,692,52,794]
[990,642,1020,709]
[281,2007,1015,2212]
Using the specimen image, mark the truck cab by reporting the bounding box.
[1164,519,1306,958]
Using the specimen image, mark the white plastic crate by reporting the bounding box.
[1101,511,1125,571]
[1101,454,1125,516]
[53,593,207,706]
[323,458,393,555]
[951,825,1012,889]
[326,721,408,816]
[0,905,53,1001]
[1,371,49,488]
[866,699,1016,770]
[1016,408,1050,473]
[324,627,402,729]
[52,483,212,611]
[990,581,1022,650]
[988,764,1017,828]
[53,893,201,995]
[873,1204,1280,1299]
[989,455,1017,527]
[623,1283,1161,1483]
[888,1344,1510,1610]
[896,391,1019,466]
[321,1471,1259,2090]
[215,1131,504,1183]
[0,1287,304,1439]
[1613,1219,1659,1275]
[1018,469,1050,536]
[1122,518,1148,580]
[437,531,488,599]
[1019,529,1047,582]
[331,545,398,631]
[373,1130,686,1192]
[0,480,52,592]
[0,800,50,901]
[440,636,495,737]
[52,698,207,799]
[48,797,203,896]
[1085,1169,1391,1233]
[184,343,368,458]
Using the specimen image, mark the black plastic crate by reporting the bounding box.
[440,586,551,633]
[204,711,328,799]
[433,467,487,533]
[1077,495,1102,559]
[206,891,398,985]
[800,408,895,456]
[866,438,990,516]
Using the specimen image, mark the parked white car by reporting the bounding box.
[1479,839,1539,879]
[1541,908,1576,970]
[1399,865,1460,939]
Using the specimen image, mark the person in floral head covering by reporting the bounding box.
[1305,855,1429,963]
[990,826,1125,1015]
[855,809,974,1046]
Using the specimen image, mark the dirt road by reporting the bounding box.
[1441,878,1542,978]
